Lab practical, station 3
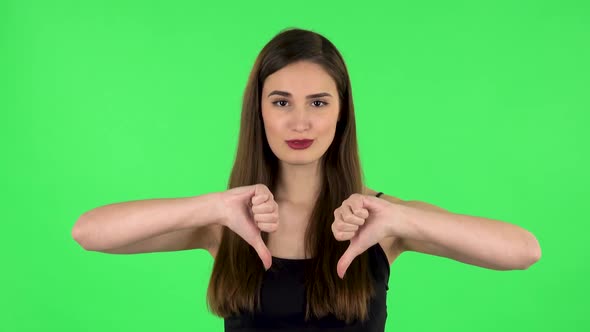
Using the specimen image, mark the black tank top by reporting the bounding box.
[224,192,390,332]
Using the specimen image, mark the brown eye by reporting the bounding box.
[272,100,289,107]
[312,100,328,107]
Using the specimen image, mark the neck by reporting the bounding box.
[275,160,322,206]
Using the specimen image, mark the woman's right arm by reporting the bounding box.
[71,192,225,255]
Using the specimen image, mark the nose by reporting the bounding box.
[288,108,311,132]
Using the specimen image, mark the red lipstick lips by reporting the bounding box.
[286,139,314,150]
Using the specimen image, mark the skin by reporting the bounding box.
[261,60,339,208]
[260,60,340,259]
[213,61,541,273]
[77,58,541,276]
[258,60,400,262]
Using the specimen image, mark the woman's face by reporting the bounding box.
[261,61,340,166]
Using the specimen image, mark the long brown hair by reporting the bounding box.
[207,27,374,324]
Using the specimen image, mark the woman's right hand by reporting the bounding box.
[218,184,280,270]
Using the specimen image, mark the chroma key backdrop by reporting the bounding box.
[1,0,588,331]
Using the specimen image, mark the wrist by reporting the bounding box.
[188,192,227,229]
[387,202,415,239]
[210,191,229,227]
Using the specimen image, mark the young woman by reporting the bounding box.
[72,28,541,331]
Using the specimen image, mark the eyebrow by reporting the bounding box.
[266,90,333,99]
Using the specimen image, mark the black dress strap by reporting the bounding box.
[375,191,384,197]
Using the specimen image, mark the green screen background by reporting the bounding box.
[1,0,588,331]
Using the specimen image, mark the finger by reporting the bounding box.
[248,234,272,270]
[253,184,274,201]
[334,221,359,232]
[361,194,386,211]
[341,205,365,226]
[342,213,365,226]
[333,230,356,241]
[254,212,279,223]
[337,243,363,279]
[257,222,279,233]
[252,194,268,206]
[347,195,365,214]
[251,201,276,214]
[352,208,369,219]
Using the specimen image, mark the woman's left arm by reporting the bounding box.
[389,199,542,271]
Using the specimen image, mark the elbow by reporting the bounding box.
[71,221,88,250]
[71,224,85,249]
[519,235,542,270]
[71,215,96,251]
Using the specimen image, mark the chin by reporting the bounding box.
[285,159,316,165]
[281,156,320,166]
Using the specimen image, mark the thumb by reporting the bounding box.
[246,184,271,206]
[247,232,272,271]
[337,242,363,279]
[232,184,260,200]
[361,194,384,211]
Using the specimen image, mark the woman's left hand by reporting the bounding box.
[332,193,401,279]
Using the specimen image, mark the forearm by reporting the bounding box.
[72,192,224,251]
[392,204,541,270]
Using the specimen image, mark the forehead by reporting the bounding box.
[262,61,337,95]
